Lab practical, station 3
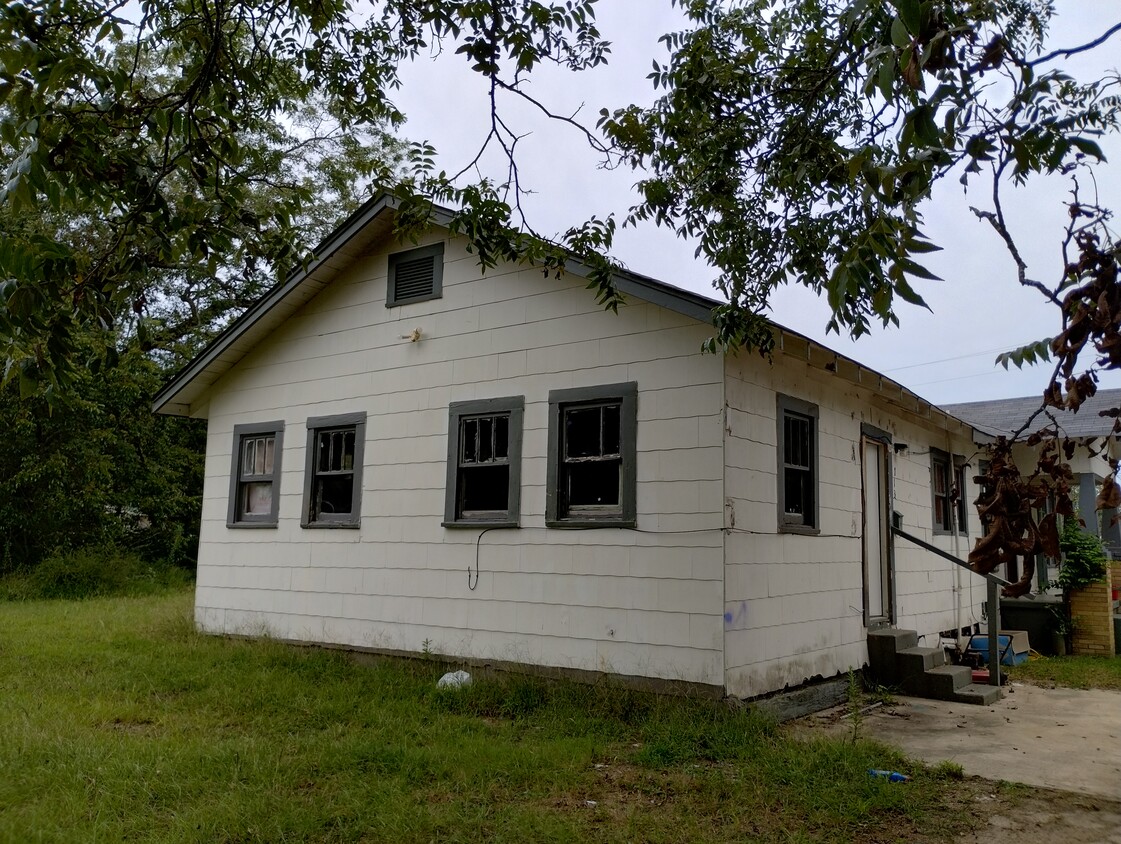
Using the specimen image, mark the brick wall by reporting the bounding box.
[1070,564,1116,656]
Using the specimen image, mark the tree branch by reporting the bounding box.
[1029,21,1121,66]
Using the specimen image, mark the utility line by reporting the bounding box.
[881,343,1027,373]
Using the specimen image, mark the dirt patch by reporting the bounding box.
[951,784,1121,844]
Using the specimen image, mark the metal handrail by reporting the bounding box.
[890,526,1012,588]
[891,524,1005,688]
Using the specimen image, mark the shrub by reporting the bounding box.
[1058,519,1108,592]
[0,545,192,601]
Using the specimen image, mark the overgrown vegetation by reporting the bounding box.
[0,344,204,575]
[0,590,1011,843]
[1010,655,1121,691]
[0,546,192,601]
[1058,517,1109,592]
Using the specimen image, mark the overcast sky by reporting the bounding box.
[392,2,1121,406]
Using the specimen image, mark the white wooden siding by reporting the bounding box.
[195,232,726,686]
[722,352,987,698]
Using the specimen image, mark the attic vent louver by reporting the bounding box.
[387,243,444,307]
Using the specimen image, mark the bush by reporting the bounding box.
[0,546,192,601]
[1058,519,1108,592]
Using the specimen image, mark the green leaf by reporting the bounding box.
[1069,136,1105,161]
[890,17,911,49]
[895,0,922,34]
[893,275,930,309]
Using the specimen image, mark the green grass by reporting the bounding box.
[1008,654,1121,690]
[1,591,992,843]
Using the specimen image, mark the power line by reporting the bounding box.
[882,344,1026,373]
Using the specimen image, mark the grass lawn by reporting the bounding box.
[2,590,1013,843]
[1008,654,1121,691]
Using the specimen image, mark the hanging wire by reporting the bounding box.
[469,527,499,590]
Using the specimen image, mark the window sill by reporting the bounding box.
[300,521,361,530]
[226,522,279,529]
[932,528,967,537]
[779,523,820,536]
[442,520,519,529]
[546,518,636,530]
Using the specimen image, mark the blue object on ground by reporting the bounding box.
[868,769,911,783]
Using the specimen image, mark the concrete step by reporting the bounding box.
[952,683,1003,706]
[919,665,974,700]
[867,629,919,683]
[896,645,946,680]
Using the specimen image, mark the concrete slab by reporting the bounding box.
[803,683,1121,801]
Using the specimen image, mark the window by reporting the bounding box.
[227,422,284,527]
[931,449,967,535]
[546,382,637,528]
[777,394,819,532]
[387,243,443,306]
[443,397,524,527]
[302,412,366,528]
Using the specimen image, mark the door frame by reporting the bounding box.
[860,423,896,628]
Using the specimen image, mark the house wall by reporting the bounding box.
[194,231,727,687]
[722,350,987,698]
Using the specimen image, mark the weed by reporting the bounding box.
[847,668,863,743]
[930,760,964,780]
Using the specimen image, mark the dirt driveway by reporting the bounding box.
[799,683,1121,843]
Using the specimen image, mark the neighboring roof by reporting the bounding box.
[943,388,1121,440]
[150,193,978,441]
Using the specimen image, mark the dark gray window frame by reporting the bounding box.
[931,448,968,536]
[386,242,444,307]
[301,411,367,529]
[776,394,820,535]
[546,382,638,529]
[442,396,524,528]
[227,421,285,528]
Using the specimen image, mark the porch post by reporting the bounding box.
[987,577,1001,687]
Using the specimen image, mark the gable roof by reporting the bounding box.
[150,193,979,441]
[943,388,1121,440]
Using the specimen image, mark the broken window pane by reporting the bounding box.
[602,405,621,455]
[460,464,510,513]
[462,418,478,463]
[342,431,354,470]
[565,407,602,458]
[316,474,354,515]
[479,416,493,463]
[495,415,509,459]
[567,460,621,508]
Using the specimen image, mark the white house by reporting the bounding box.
[154,194,992,700]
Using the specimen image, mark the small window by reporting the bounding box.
[932,449,967,535]
[387,243,444,306]
[777,395,819,533]
[302,412,366,528]
[443,397,524,527]
[228,422,284,527]
[546,383,637,528]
